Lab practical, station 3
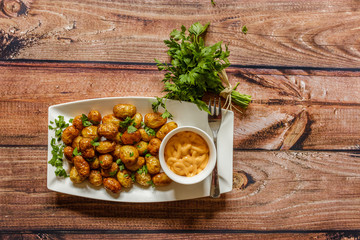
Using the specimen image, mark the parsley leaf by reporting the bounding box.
[109,170,117,177]
[242,25,248,34]
[81,114,92,127]
[131,173,136,182]
[130,152,134,157]
[124,174,129,178]
[127,125,137,133]
[151,97,173,119]
[145,153,152,158]
[147,180,156,188]
[137,165,148,175]
[72,147,81,156]
[211,0,215,6]
[120,117,134,129]
[91,137,100,147]
[144,126,156,136]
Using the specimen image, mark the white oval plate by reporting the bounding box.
[47,97,234,202]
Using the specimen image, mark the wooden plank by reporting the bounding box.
[1,147,360,231]
[0,62,359,150]
[0,0,360,68]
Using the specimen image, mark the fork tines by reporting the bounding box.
[208,97,222,116]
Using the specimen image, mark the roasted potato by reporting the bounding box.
[103,177,121,193]
[116,169,133,188]
[119,145,139,166]
[96,141,116,154]
[101,162,119,177]
[139,128,155,142]
[81,126,99,140]
[62,125,80,145]
[79,137,93,152]
[88,170,102,186]
[89,157,100,169]
[72,135,83,150]
[135,172,152,187]
[114,132,122,144]
[113,104,136,119]
[132,112,143,128]
[88,110,101,125]
[152,172,172,186]
[97,123,118,140]
[145,155,161,175]
[112,144,122,160]
[63,146,74,163]
[99,154,113,169]
[125,156,145,172]
[82,148,96,159]
[70,166,85,184]
[148,138,162,156]
[72,115,84,131]
[156,122,178,140]
[121,129,141,145]
[144,112,167,129]
[102,114,121,126]
[135,141,148,155]
[73,155,90,178]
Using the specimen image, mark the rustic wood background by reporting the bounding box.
[1,0,360,239]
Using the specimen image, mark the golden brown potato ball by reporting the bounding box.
[148,138,162,156]
[72,115,84,131]
[96,141,116,154]
[135,172,152,187]
[81,126,99,140]
[88,170,102,186]
[102,114,121,126]
[103,177,121,193]
[73,155,90,178]
[89,157,100,169]
[134,141,148,155]
[113,132,122,144]
[88,110,102,125]
[139,128,155,142]
[99,154,113,169]
[63,146,74,163]
[144,112,167,129]
[82,148,95,159]
[119,145,139,166]
[116,169,133,188]
[125,156,145,172]
[112,144,122,160]
[79,138,93,152]
[72,136,83,150]
[156,122,178,140]
[113,104,136,119]
[62,125,80,145]
[70,166,85,184]
[97,123,118,140]
[152,172,172,186]
[121,129,141,145]
[101,162,119,177]
[132,112,143,128]
[145,155,161,175]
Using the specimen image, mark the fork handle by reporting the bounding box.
[210,138,220,198]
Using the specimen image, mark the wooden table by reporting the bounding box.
[1,0,360,239]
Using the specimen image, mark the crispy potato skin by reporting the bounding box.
[62,125,80,145]
[145,155,161,175]
[81,126,99,140]
[112,144,122,160]
[64,146,74,163]
[99,154,113,169]
[135,141,148,155]
[119,145,139,166]
[117,169,133,188]
[148,138,162,156]
[152,172,172,186]
[88,170,102,186]
[102,114,121,126]
[70,166,85,184]
[79,138,92,152]
[96,141,116,154]
[98,123,118,140]
[101,162,119,177]
[156,122,178,140]
[121,130,141,145]
[89,157,100,169]
[139,128,155,142]
[113,104,136,119]
[125,156,145,172]
[72,115,84,131]
[73,156,90,178]
[135,172,152,187]
[103,177,121,193]
[72,136,83,150]
[132,112,142,128]
[144,112,167,129]
[88,110,102,125]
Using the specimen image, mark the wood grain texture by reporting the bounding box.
[1,148,360,231]
[0,62,359,150]
[0,0,360,67]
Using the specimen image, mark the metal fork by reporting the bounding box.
[208,97,222,198]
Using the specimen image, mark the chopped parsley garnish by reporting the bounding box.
[124,174,129,178]
[151,97,173,119]
[131,173,136,182]
[116,159,125,171]
[116,159,122,165]
[145,153,152,158]
[119,117,134,128]
[242,25,248,34]
[109,170,117,177]
[72,147,81,156]
[91,137,100,147]
[48,115,69,141]
[81,114,92,127]
[129,152,134,157]
[147,180,156,188]
[141,121,156,136]
[127,125,137,133]
[137,165,148,174]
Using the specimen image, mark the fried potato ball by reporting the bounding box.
[148,138,162,156]
[99,154,113,169]
[116,169,133,188]
[101,162,119,177]
[97,123,119,140]
[112,144,122,160]
[144,112,167,129]
[62,125,80,145]
[96,141,116,154]
[113,104,136,119]
[103,177,121,193]
[145,155,161,175]
[81,126,99,140]
[135,172,152,187]
[79,138,93,152]
[72,136,83,150]
[125,156,145,172]
[89,157,100,169]
[156,122,178,140]
[89,170,102,186]
[63,146,74,163]
[73,155,90,178]
[119,145,139,166]
[102,114,121,126]
[70,166,85,184]
[82,148,96,159]
[72,115,84,131]
[88,110,101,125]
[152,172,172,186]
[132,112,143,128]
[134,141,148,155]
[139,128,155,142]
[121,130,141,145]
[113,132,122,144]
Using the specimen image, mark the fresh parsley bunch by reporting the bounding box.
[154,22,251,114]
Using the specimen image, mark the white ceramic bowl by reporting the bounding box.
[159,126,216,185]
